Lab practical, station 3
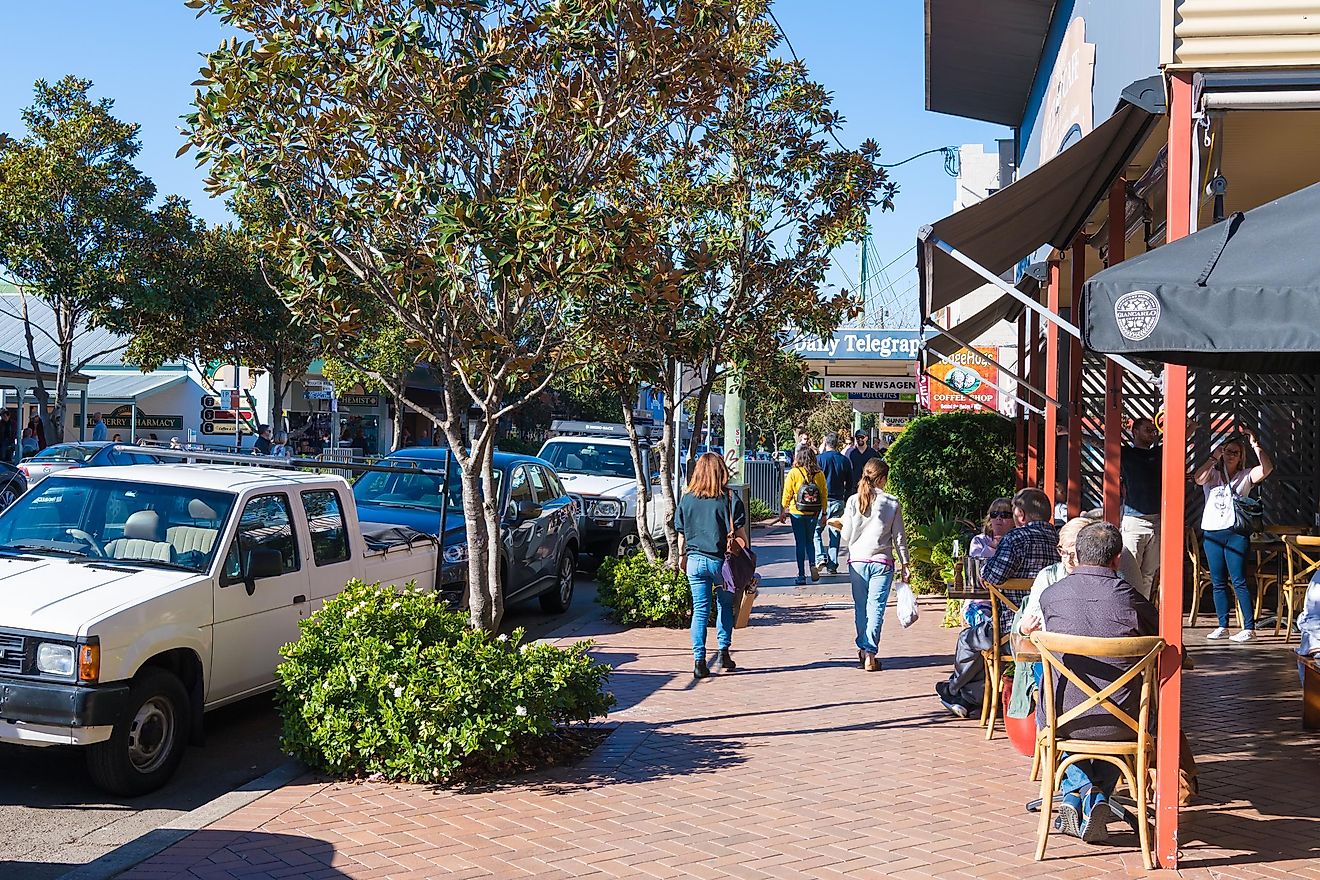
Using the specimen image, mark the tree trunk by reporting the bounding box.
[618,388,658,561]
[658,383,681,569]
[390,383,406,451]
[51,335,74,444]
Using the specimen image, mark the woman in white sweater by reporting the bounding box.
[838,458,910,671]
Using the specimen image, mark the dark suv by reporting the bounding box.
[353,449,580,612]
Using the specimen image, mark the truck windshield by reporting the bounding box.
[539,441,638,479]
[0,476,236,573]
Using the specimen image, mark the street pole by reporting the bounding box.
[723,369,745,484]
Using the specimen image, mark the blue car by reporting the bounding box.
[353,449,580,613]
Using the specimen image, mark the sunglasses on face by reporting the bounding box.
[989,511,1013,520]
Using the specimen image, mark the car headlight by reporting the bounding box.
[443,543,469,565]
[36,642,76,677]
[590,499,623,519]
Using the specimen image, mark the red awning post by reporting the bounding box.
[1067,240,1086,517]
[1016,312,1027,489]
[1027,308,1042,488]
[1155,72,1194,872]
[1043,259,1061,506]
[1102,176,1127,526]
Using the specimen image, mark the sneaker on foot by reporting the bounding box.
[1206,627,1228,640]
[1054,794,1083,839]
[1080,792,1111,844]
[938,697,969,719]
[1230,628,1255,643]
[794,576,806,586]
[810,564,820,583]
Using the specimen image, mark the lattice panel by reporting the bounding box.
[1074,358,1320,528]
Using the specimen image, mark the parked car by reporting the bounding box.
[537,420,667,561]
[353,448,579,613]
[0,461,27,512]
[0,464,437,795]
[19,441,162,486]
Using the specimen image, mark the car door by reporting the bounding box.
[502,465,541,597]
[526,464,570,583]
[210,492,311,702]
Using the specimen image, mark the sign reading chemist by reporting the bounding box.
[783,328,922,361]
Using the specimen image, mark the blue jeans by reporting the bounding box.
[687,553,733,660]
[1060,757,1121,800]
[789,513,818,577]
[850,561,895,654]
[814,499,846,570]
[1204,528,1254,629]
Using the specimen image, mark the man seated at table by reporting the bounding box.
[1022,521,1157,843]
[936,488,1059,718]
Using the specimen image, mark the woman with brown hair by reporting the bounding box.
[779,446,828,585]
[838,458,909,671]
[675,452,749,679]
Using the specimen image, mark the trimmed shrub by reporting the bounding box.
[276,580,614,783]
[887,411,1014,522]
[747,496,774,522]
[596,552,692,627]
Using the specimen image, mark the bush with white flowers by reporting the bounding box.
[276,579,614,782]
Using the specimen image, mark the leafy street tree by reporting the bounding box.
[804,396,855,446]
[579,0,893,563]
[741,347,814,452]
[322,318,421,452]
[185,0,738,630]
[0,77,158,441]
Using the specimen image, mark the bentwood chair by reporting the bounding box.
[1280,535,1320,642]
[980,578,1033,740]
[1032,632,1165,870]
[1255,526,1312,631]
[1185,529,1219,628]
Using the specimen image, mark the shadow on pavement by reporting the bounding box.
[89,828,346,880]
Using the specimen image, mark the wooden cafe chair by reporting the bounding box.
[1185,528,1224,628]
[1255,526,1311,631]
[980,578,1033,740]
[1279,535,1320,642]
[1032,632,1165,870]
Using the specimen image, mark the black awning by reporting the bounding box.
[1082,181,1320,373]
[919,82,1161,321]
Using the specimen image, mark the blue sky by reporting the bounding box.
[0,1,1005,326]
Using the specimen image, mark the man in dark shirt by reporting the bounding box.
[252,424,274,455]
[845,430,879,494]
[937,488,1059,717]
[1025,520,1157,844]
[1119,416,1162,597]
[814,432,852,575]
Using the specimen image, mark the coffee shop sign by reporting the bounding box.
[784,329,922,361]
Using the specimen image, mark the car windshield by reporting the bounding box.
[353,457,491,512]
[540,441,636,478]
[34,445,99,463]
[0,476,236,573]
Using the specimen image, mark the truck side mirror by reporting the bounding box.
[244,548,284,594]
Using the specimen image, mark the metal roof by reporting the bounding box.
[925,0,1058,126]
[0,287,134,369]
[87,372,192,402]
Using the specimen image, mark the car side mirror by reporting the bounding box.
[244,549,283,594]
[514,500,542,523]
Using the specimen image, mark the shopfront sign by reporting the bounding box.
[88,404,183,432]
[823,376,918,394]
[926,346,1000,413]
[339,393,380,408]
[784,328,923,361]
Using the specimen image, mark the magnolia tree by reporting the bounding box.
[578,0,893,565]
[185,0,737,630]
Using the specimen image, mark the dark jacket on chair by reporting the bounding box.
[1038,565,1158,742]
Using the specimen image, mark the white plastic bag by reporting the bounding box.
[895,581,919,629]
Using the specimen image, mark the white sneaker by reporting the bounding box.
[1206,627,1228,640]
[1230,629,1255,643]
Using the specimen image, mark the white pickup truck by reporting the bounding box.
[0,464,437,795]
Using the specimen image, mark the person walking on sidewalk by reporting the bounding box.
[838,458,909,671]
[779,447,827,585]
[814,432,853,575]
[676,452,749,680]
[1193,429,1274,642]
[845,430,879,495]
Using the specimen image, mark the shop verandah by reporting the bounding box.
[919,72,1320,869]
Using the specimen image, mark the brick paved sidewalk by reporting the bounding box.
[122,526,1320,879]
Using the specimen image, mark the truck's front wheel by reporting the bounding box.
[87,668,191,796]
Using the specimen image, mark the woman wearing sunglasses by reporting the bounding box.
[1193,429,1274,642]
[961,498,1014,625]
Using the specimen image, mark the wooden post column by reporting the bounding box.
[1027,308,1042,488]
[1016,313,1027,489]
[1043,260,1061,507]
[1102,176,1127,525]
[1155,71,1194,872]
[1067,240,1086,517]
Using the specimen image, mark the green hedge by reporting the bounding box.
[596,552,692,627]
[886,411,1014,523]
[276,580,614,783]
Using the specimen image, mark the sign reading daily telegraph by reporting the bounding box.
[783,328,923,362]
[927,346,999,413]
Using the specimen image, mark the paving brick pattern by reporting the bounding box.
[122,526,1320,879]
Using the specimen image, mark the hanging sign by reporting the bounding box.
[926,347,1000,413]
[822,376,918,394]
